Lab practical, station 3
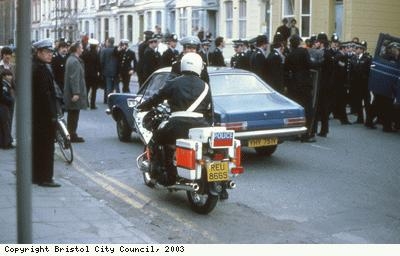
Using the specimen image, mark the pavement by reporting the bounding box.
[0,79,156,244]
[0,146,156,244]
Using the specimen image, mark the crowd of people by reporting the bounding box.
[2,22,399,186]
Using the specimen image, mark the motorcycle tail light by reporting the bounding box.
[233,145,242,166]
[212,153,225,161]
[231,166,244,174]
[176,147,196,170]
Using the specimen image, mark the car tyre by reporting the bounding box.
[116,114,132,142]
[255,145,277,156]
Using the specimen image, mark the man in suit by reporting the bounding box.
[210,36,226,66]
[117,39,137,93]
[160,34,179,67]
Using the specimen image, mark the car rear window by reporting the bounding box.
[209,73,273,96]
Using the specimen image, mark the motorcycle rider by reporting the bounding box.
[137,53,213,186]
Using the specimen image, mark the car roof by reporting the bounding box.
[153,66,253,76]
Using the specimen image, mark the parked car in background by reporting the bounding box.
[106,67,307,156]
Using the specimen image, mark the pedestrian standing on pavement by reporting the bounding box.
[51,41,69,93]
[81,38,101,109]
[100,37,119,103]
[32,39,60,187]
[117,39,137,93]
[285,35,316,142]
[64,41,87,143]
[0,69,14,149]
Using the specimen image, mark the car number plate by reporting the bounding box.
[248,137,278,147]
[207,162,229,182]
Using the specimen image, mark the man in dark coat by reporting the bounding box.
[137,31,154,87]
[276,18,290,42]
[51,41,68,92]
[81,38,101,109]
[250,35,269,83]
[100,37,119,103]
[142,35,161,84]
[117,39,137,93]
[210,36,226,66]
[160,34,179,67]
[265,41,285,93]
[32,39,60,187]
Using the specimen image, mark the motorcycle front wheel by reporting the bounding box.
[186,190,218,215]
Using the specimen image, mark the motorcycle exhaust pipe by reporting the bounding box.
[227,180,236,189]
[154,183,199,192]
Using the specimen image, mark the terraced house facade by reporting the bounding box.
[0,0,399,52]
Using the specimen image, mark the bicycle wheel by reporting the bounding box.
[56,121,74,164]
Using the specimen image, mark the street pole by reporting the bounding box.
[16,0,32,243]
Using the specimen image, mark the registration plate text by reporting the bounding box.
[207,162,229,182]
[248,137,278,147]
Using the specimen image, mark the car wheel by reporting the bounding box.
[116,114,132,142]
[255,145,277,156]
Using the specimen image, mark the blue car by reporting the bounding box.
[106,67,307,156]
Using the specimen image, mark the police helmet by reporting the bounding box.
[180,52,203,76]
[180,36,201,49]
[33,38,54,51]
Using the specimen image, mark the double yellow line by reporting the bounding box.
[69,153,218,242]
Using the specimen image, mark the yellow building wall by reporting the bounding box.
[343,0,400,52]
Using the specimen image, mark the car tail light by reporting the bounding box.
[284,117,306,127]
[176,147,196,170]
[219,121,248,131]
[231,166,244,174]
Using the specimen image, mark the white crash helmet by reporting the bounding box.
[180,52,203,76]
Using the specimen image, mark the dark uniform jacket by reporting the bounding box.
[81,48,101,85]
[285,47,313,94]
[250,48,268,82]
[160,47,179,67]
[210,48,225,66]
[142,47,160,84]
[118,48,137,76]
[51,52,67,92]
[231,52,250,70]
[265,49,284,93]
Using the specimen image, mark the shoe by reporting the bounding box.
[38,181,61,187]
[317,132,327,137]
[364,123,377,129]
[70,136,85,143]
[219,189,229,200]
[301,134,316,143]
[90,106,97,110]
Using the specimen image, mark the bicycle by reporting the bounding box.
[55,114,73,164]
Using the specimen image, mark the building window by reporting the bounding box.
[85,20,90,35]
[104,18,109,40]
[225,1,233,39]
[120,15,124,39]
[301,0,311,37]
[239,0,246,39]
[127,15,133,42]
[156,11,162,29]
[192,10,200,36]
[179,8,187,37]
[283,0,294,18]
[146,11,152,31]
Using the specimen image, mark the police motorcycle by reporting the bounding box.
[134,60,243,215]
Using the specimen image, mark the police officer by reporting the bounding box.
[250,35,269,83]
[160,34,179,67]
[81,38,101,109]
[199,39,212,66]
[137,53,213,186]
[137,31,154,86]
[170,36,210,84]
[265,41,285,93]
[142,34,161,84]
[350,41,372,124]
[230,39,250,70]
[117,39,138,93]
[32,39,60,187]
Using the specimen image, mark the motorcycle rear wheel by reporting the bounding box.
[186,190,218,214]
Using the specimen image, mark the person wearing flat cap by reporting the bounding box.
[160,34,179,68]
[32,38,61,187]
[116,39,137,93]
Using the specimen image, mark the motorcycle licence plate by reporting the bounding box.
[207,162,229,182]
[248,137,278,147]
